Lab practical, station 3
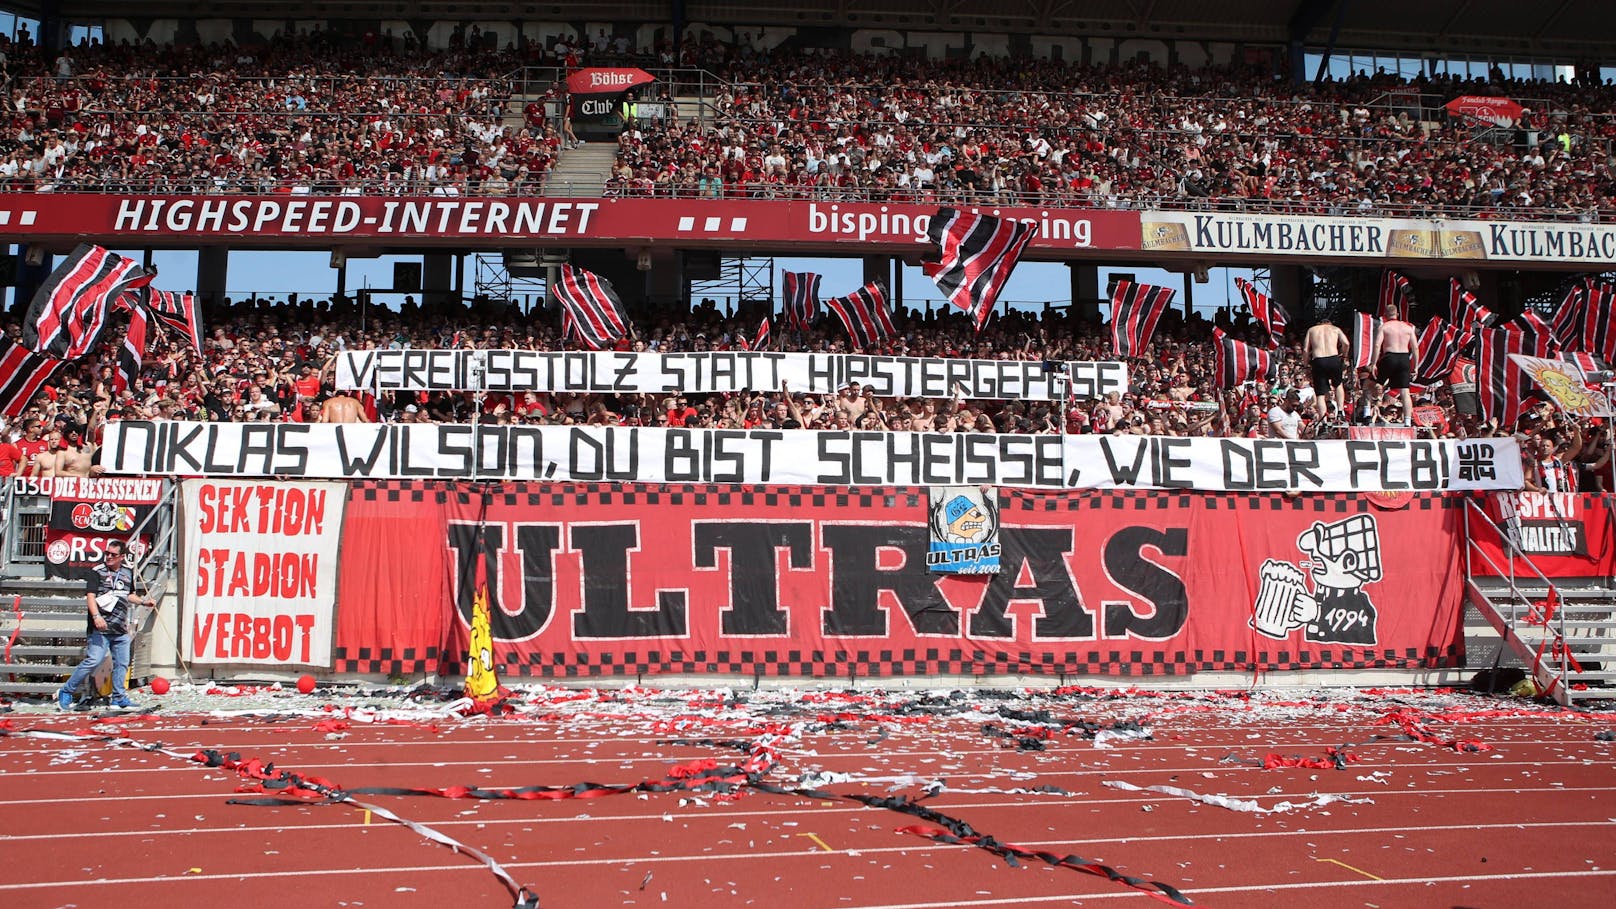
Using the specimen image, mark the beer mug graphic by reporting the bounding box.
[1252,560,1318,638]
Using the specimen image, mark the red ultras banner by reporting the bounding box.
[332,483,1466,679]
[1468,492,1615,580]
[0,195,1139,254]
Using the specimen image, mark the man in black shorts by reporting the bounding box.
[1370,302,1418,426]
[1304,319,1351,418]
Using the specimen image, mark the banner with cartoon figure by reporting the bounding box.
[927,487,1001,574]
[1252,514,1383,645]
[1509,355,1613,417]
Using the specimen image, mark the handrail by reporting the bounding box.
[1462,494,1570,699]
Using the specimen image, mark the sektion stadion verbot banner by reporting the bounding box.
[179,479,346,668]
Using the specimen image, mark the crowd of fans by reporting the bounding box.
[0,26,1611,218]
[0,29,560,195]
[611,54,1616,219]
[1,296,1609,492]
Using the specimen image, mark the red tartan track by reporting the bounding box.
[2,685,1615,909]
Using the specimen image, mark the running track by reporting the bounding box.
[2,686,1614,908]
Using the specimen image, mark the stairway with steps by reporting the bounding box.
[546,142,618,197]
[1465,576,1616,705]
[1,575,155,699]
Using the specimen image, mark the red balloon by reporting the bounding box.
[149,677,170,696]
[296,675,317,694]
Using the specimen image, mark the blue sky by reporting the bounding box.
[101,247,1255,320]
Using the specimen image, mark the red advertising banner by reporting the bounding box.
[331,483,1466,679]
[1468,492,1616,580]
[0,195,1139,255]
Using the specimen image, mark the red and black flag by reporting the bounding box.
[23,244,156,360]
[1563,351,1610,376]
[781,271,820,331]
[1352,312,1380,370]
[1549,281,1586,352]
[751,316,771,352]
[552,264,629,351]
[1109,280,1174,359]
[1477,319,1557,426]
[113,303,150,396]
[923,207,1036,331]
[1581,278,1616,364]
[1449,278,1492,344]
[1414,317,1461,385]
[825,281,896,349]
[1235,277,1288,349]
[1518,308,1558,344]
[1212,328,1278,389]
[0,336,64,418]
[1379,269,1413,320]
[143,289,205,358]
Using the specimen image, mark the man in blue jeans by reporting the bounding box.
[57,540,156,711]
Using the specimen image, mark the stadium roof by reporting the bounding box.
[49,0,1616,58]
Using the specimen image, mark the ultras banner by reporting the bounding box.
[179,479,347,667]
[101,421,1525,492]
[329,483,1467,679]
[1468,492,1615,581]
[333,349,1128,402]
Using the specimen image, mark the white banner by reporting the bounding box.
[107,422,1523,492]
[179,479,346,668]
[333,349,1126,402]
[1141,211,1434,259]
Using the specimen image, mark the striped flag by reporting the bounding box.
[1449,278,1492,346]
[552,264,629,351]
[1413,317,1461,385]
[751,316,771,352]
[1550,281,1587,352]
[924,208,1036,331]
[1478,319,1557,426]
[144,289,205,358]
[1212,329,1278,388]
[1235,277,1288,349]
[1379,270,1413,320]
[782,271,820,331]
[1518,309,1557,344]
[1563,351,1610,376]
[1352,312,1380,370]
[1582,279,1616,363]
[1109,281,1174,359]
[0,337,65,418]
[825,281,896,349]
[23,244,156,360]
[114,305,150,396]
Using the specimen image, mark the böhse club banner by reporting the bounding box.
[180,479,346,667]
[328,482,1467,679]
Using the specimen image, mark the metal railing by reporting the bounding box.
[1462,495,1571,702]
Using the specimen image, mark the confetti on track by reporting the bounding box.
[2,684,1615,909]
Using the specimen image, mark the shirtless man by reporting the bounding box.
[1370,302,1419,425]
[32,430,98,478]
[1303,319,1351,418]
[318,391,369,423]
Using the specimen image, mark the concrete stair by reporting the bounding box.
[547,143,618,197]
[0,576,154,700]
[1466,577,1616,705]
